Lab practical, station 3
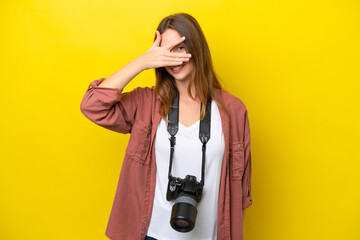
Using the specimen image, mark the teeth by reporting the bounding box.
[172,64,184,70]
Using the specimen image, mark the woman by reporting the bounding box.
[80,12,252,240]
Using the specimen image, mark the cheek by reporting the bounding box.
[185,61,193,71]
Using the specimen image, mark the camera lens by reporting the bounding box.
[170,194,198,232]
[174,219,190,228]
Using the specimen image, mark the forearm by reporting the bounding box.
[98,56,145,90]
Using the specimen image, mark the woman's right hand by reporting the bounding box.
[138,30,192,70]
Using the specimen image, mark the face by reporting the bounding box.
[159,29,193,83]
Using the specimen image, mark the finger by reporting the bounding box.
[152,31,159,46]
[165,52,192,58]
[167,56,191,63]
[164,56,190,64]
[165,60,185,66]
[164,36,186,50]
[153,30,161,47]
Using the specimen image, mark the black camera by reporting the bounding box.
[166,174,203,232]
[165,90,212,233]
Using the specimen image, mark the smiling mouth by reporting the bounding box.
[171,63,185,72]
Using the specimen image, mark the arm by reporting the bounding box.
[79,57,146,133]
[80,31,191,133]
[80,77,141,134]
[97,57,144,90]
[97,30,191,91]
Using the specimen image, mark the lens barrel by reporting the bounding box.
[170,194,198,232]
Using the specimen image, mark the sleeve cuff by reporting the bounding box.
[88,78,123,104]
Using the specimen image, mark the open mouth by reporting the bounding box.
[171,63,185,73]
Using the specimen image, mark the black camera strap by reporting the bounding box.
[167,88,211,186]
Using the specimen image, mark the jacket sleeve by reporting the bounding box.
[242,108,253,210]
[80,78,139,134]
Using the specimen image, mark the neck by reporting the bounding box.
[175,79,198,102]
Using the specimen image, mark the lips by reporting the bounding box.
[171,63,185,73]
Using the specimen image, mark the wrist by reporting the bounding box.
[133,55,147,72]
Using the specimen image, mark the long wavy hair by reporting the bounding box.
[154,13,229,123]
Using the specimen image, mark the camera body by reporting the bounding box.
[166,175,203,232]
[166,174,203,202]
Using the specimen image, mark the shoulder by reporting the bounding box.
[216,88,248,114]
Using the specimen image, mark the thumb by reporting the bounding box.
[153,30,161,47]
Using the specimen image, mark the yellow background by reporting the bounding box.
[1,0,359,239]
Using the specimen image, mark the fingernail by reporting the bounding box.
[182,36,185,39]
[188,54,191,57]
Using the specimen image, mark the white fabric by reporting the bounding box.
[147,100,225,240]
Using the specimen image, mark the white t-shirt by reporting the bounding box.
[147,100,225,240]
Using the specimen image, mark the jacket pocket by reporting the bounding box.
[125,119,151,164]
[229,141,245,180]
